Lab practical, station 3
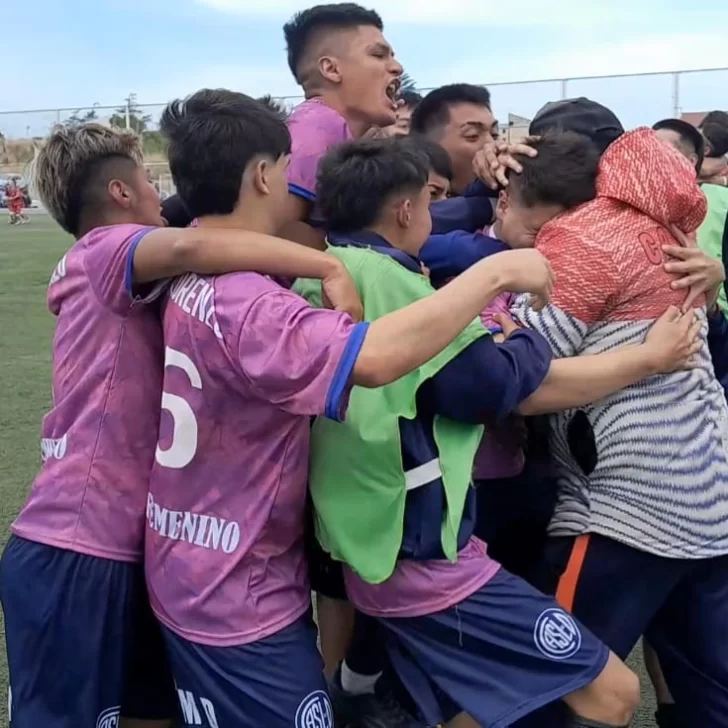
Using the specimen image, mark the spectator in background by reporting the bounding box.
[410,135,452,200]
[411,83,498,194]
[699,111,728,186]
[392,89,422,136]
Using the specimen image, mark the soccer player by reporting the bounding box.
[296,136,700,728]
[378,89,422,137]
[411,135,453,201]
[510,101,728,728]
[143,88,555,728]
[5,178,28,224]
[0,120,385,728]
[410,83,499,195]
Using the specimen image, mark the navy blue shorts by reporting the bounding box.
[532,534,728,727]
[0,535,177,728]
[376,567,609,728]
[163,615,333,728]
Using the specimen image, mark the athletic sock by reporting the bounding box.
[340,660,382,695]
[340,612,385,695]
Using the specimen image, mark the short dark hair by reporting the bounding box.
[508,131,600,209]
[317,137,429,232]
[410,84,491,135]
[399,90,422,109]
[410,135,453,180]
[160,89,291,219]
[284,3,383,83]
[700,110,728,129]
[653,118,705,172]
[702,122,728,158]
[257,95,289,121]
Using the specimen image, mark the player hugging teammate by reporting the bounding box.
[3,4,728,728]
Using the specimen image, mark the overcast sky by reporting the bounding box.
[1,0,726,137]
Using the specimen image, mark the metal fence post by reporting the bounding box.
[125,97,131,130]
[561,78,568,100]
[672,72,681,119]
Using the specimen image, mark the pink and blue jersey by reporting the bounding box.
[287,98,353,225]
[11,224,164,563]
[145,269,367,646]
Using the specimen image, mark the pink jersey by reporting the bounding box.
[287,98,353,223]
[145,271,367,647]
[12,224,164,562]
[344,537,500,618]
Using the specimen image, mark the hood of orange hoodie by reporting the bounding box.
[596,127,707,233]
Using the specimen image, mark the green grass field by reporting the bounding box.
[0,214,658,726]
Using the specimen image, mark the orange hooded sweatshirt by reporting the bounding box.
[514,127,728,560]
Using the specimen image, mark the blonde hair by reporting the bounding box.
[27,123,143,235]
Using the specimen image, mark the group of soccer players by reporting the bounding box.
[3,3,728,728]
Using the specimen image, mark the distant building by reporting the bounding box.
[680,111,727,127]
[503,113,531,143]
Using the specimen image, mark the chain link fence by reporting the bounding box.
[1,67,726,191]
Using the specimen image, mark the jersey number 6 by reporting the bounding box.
[155,346,202,469]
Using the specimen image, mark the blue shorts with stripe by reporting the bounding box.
[377,567,609,728]
[530,533,728,728]
[0,535,177,728]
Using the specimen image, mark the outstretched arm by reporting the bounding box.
[516,307,701,415]
[351,249,553,387]
[131,226,363,319]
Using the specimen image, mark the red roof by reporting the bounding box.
[680,111,727,127]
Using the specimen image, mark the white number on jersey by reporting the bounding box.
[156,346,202,469]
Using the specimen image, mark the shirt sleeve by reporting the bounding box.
[511,225,619,357]
[82,224,160,316]
[226,287,369,420]
[420,231,508,287]
[420,330,553,422]
[287,135,334,202]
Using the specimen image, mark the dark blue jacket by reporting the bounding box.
[429,180,497,235]
[327,230,552,561]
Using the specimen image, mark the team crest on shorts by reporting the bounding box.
[533,608,582,660]
[295,690,333,728]
[96,706,121,728]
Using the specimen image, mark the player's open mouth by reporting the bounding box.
[385,78,401,111]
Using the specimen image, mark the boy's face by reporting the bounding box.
[335,25,402,128]
[395,184,433,257]
[427,170,450,202]
[654,128,699,171]
[436,103,498,194]
[496,189,563,249]
[130,165,164,226]
[393,103,415,135]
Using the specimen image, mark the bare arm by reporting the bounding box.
[132,226,343,284]
[352,249,554,387]
[132,226,363,320]
[517,307,701,415]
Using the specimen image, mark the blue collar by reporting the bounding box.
[327,230,422,275]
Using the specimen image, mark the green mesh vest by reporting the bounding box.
[697,184,728,320]
[294,245,487,584]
